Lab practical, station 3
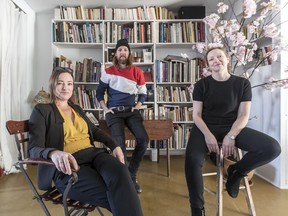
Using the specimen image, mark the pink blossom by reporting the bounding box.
[192,0,287,86]
[207,43,223,49]
[243,0,257,18]
[203,13,220,29]
[263,78,288,90]
[263,23,280,38]
[260,0,278,16]
[217,2,229,14]
[193,43,206,53]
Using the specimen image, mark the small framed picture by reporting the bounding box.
[143,51,152,63]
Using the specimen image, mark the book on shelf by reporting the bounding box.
[164,55,189,62]
[85,112,99,125]
[105,47,116,62]
[143,68,153,82]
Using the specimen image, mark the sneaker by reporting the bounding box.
[132,177,142,193]
[225,165,246,198]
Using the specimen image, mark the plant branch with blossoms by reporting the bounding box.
[192,0,288,90]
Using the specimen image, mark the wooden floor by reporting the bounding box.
[0,156,287,216]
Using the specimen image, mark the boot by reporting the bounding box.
[225,165,246,198]
[192,207,205,216]
[131,176,142,193]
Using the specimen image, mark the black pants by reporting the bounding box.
[105,110,149,177]
[54,147,143,216]
[185,125,281,209]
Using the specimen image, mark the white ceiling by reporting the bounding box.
[22,0,208,13]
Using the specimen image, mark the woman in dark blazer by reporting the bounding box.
[28,67,143,216]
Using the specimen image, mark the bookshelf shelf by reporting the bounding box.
[53,42,102,48]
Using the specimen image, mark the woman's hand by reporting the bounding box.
[222,136,236,157]
[205,134,219,154]
[49,150,79,175]
[112,146,125,164]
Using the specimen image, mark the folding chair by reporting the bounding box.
[6,120,104,216]
[203,144,256,216]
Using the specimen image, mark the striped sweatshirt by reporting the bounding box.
[96,65,147,108]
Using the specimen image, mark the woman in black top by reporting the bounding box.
[185,47,281,216]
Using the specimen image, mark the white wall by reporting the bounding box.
[247,0,288,189]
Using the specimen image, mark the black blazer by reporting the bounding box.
[28,102,118,190]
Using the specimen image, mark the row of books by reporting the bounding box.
[53,22,104,43]
[55,5,175,21]
[53,20,205,44]
[55,5,104,20]
[73,86,101,110]
[105,22,152,43]
[158,105,193,122]
[156,86,192,103]
[156,21,205,43]
[156,57,205,83]
[173,124,192,149]
[150,123,192,149]
[54,56,102,83]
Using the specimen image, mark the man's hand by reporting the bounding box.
[112,146,125,164]
[49,150,79,175]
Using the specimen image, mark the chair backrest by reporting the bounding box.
[6,120,29,161]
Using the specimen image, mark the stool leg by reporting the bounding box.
[216,148,223,216]
[236,148,256,216]
[166,139,170,177]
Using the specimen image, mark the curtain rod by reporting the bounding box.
[11,0,27,14]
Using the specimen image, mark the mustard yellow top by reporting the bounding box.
[57,107,92,154]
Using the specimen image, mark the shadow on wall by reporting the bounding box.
[255,163,278,184]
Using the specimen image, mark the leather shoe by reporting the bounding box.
[225,165,246,198]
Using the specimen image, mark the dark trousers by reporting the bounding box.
[54,147,143,216]
[185,125,281,209]
[105,110,149,177]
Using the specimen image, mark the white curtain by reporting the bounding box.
[0,0,27,174]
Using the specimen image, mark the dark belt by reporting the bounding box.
[111,106,132,113]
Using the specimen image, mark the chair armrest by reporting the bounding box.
[15,158,79,184]
[15,158,55,166]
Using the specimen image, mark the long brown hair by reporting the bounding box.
[49,67,74,102]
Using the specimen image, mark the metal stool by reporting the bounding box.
[203,146,256,216]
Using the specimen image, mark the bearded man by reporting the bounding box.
[96,39,149,193]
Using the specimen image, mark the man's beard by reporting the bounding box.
[118,56,127,65]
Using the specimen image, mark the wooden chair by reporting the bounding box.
[203,145,256,216]
[98,119,174,176]
[6,120,104,216]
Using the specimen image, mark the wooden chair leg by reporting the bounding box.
[96,207,105,216]
[156,140,170,177]
[236,148,256,216]
[216,148,223,216]
[18,164,51,216]
[166,140,170,177]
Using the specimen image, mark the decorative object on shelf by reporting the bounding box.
[192,0,288,89]
[32,87,50,104]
